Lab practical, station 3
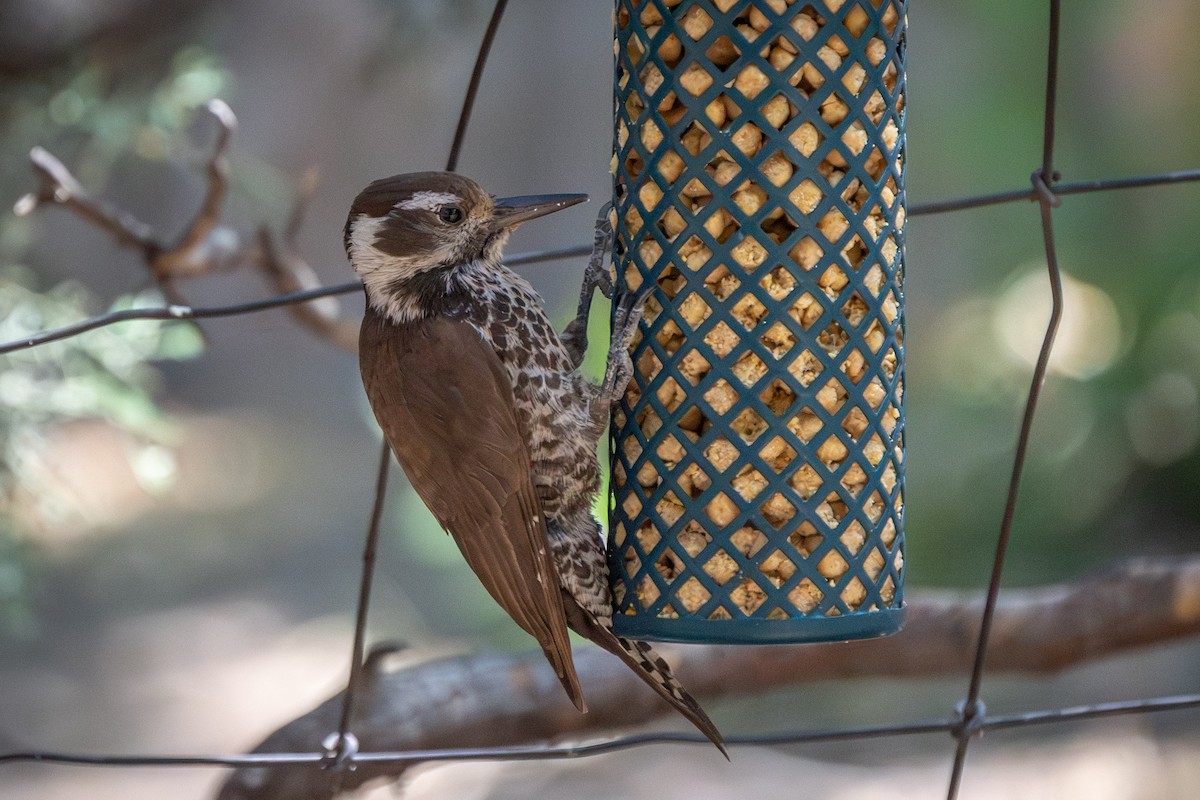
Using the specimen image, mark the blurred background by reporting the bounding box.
[1,0,1198,797]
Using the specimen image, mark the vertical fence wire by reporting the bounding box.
[323,0,513,777]
[944,1,1063,795]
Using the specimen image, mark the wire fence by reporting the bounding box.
[2,1,1200,798]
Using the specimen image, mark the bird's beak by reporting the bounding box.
[490,193,587,232]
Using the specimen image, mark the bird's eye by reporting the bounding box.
[438,206,464,224]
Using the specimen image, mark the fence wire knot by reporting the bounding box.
[1031,168,1062,207]
[952,698,988,741]
[320,732,359,773]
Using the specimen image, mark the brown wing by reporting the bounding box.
[359,304,585,711]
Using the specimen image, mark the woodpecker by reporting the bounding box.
[346,171,724,752]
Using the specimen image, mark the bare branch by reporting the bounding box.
[7,109,597,358]
[256,227,359,352]
[252,167,359,353]
[14,101,248,296]
[216,555,1200,800]
[151,99,244,281]
[15,146,162,257]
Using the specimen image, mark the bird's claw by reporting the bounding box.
[585,201,615,300]
[562,202,617,367]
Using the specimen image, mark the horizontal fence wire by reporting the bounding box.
[5,692,1200,769]
[0,243,592,355]
[2,1,1200,798]
[5,167,1195,357]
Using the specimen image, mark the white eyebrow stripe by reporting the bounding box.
[395,191,460,212]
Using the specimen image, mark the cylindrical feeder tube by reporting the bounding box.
[608,0,906,643]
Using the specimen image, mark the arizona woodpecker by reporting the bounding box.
[345,171,723,752]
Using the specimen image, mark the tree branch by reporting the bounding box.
[216,555,1200,800]
[151,99,242,283]
[15,99,246,313]
[12,104,602,356]
[15,145,162,257]
[254,167,359,353]
[14,100,366,351]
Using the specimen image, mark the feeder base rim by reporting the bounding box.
[610,605,906,644]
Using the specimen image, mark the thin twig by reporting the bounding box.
[15,146,162,257]
[153,99,240,280]
[251,165,360,350]
[256,226,359,352]
[15,101,247,285]
[285,166,321,244]
[11,100,249,349]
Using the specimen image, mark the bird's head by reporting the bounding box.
[344,171,585,317]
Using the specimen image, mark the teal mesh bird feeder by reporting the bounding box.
[608,0,906,643]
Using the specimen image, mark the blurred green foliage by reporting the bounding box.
[896,1,1200,588]
[0,40,232,634]
[0,266,203,634]
[1,44,231,192]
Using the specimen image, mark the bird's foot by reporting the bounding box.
[561,202,614,367]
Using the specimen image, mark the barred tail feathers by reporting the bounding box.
[561,593,726,755]
[612,634,728,757]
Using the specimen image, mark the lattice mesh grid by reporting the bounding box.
[608,0,906,642]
